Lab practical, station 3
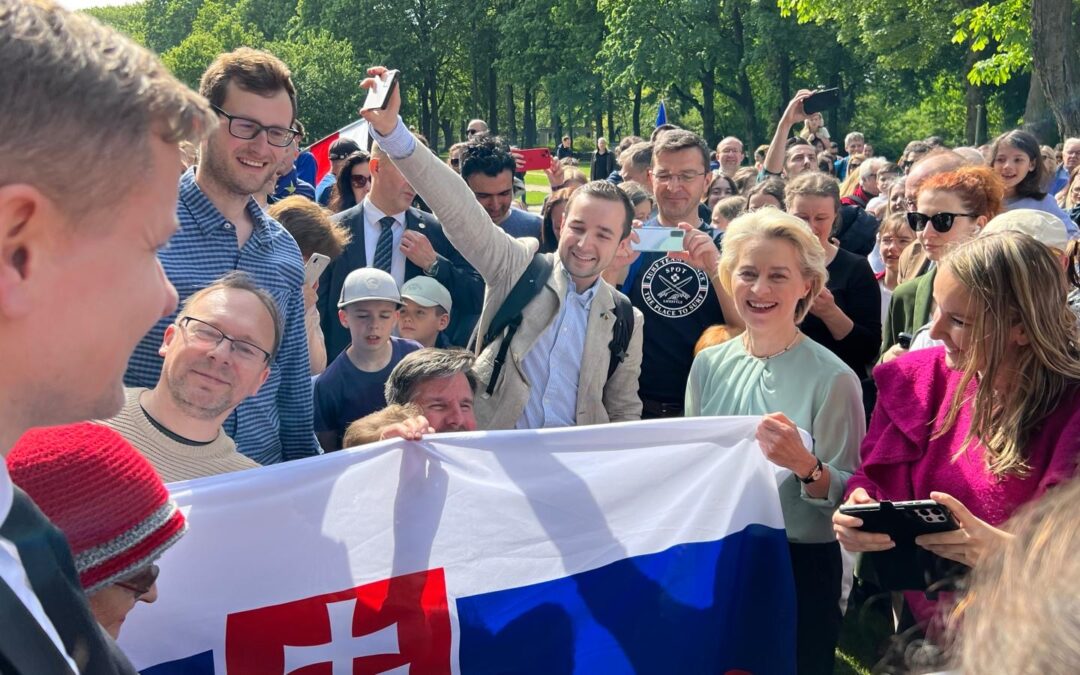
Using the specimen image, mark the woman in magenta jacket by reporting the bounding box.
[834,231,1080,629]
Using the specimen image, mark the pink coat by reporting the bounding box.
[847,347,1080,625]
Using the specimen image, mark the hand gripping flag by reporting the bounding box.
[121,417,798,674]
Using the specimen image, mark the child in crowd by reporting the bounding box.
[398,277,453,348]
[313,269,422,450]
[710,196,746,233]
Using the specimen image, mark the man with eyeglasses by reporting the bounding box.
[316,137,362,205]
[126,47,322,466]
[608,129,741,418]
[105,273,280,482]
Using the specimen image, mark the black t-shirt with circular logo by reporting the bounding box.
[623,218,725,405]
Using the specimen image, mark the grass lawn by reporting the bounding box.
[523,171,549,187]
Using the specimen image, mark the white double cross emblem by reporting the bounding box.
[283,598,407,675]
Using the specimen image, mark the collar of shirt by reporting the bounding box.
[180,167,274,245]
[562,268,598,309]
[362,198,406,231]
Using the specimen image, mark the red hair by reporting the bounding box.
[916,165,1005,220]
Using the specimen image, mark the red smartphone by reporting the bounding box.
[518,147,552,172]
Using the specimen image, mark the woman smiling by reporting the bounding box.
[685,208,864,674]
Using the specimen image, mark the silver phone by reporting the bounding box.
[304,253,330,288]
[631,226,685,252]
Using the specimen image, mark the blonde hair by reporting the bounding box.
[936,231,1080,476]
[0,0,215,218]
[342,403,423,448]
[951,479,1080,673]
[718,208,828,324]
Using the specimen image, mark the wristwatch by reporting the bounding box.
[799,457,824,484]
[424,259,441,276]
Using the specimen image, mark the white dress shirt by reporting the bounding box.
[0,459,78,673]
[362,198,407,287]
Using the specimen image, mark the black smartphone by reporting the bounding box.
[840,500,965,590]
[361,69,399,111]
[897,332,914,350]
[802,88,840,115]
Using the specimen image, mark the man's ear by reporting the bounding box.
[250,366,271,396]
[159,324,178,357]
[0,185,52,320]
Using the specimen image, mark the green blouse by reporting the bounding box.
[684,336,865,543]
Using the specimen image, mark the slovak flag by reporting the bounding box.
[307,118,371,184]
[120,417,798,674]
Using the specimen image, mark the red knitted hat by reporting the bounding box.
[8,422,187,594]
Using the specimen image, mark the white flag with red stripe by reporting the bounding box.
[306,118,371,183]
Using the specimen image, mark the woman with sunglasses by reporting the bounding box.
[8,423,187,639]
[835,231,1080,636]
[328,150,372,213]
[989,129,1078,238]
[880,166,1003,360]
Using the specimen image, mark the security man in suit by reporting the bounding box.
[317,143,484,358]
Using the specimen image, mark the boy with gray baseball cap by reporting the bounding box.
[313,268,422,450]
[398,277,453,348]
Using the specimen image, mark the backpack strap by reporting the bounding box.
[480,253,554,396]
[606,292,635,380]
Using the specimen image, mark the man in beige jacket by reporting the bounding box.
[359,68,643,430]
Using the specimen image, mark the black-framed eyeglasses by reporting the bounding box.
[450,157,460,167]
[906,211,979,234]
[211,105,298,148]
[115,564,159,599]
[652,170,707,185]
[466,129,482,137]
[350,173,370,188]
[178,316,272,364]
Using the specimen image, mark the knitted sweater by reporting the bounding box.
[848,348,1080,625]
[101,388,260,483]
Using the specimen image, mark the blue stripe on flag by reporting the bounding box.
[139,650,214,674]
[456,524,795,674]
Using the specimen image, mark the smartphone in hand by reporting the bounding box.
[362,69,400,111]
[304,253,330,289]
[517,148,552,172]
[802,88,840,115]
[630,226,685,252]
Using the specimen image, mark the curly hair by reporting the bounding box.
[916,165,1005,221]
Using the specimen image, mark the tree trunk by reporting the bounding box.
[632,80,643,137]
[1033,0,1080,137]
[426,67,440,150]
[524,85,537,147]
[486,68,499,135]
[594,81,604,140]
[962,50,986,145]
[505,83,517,145]
[1023,71,1056,144]
[440,118,453,151]
[730,4,758,147]
[606,91,615,142]
[419,80,432,148]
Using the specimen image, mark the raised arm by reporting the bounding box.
[360,67,534,296]
[762,91,813,178]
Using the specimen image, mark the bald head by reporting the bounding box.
[904,150,972,210]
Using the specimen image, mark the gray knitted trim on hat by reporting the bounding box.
[84,522,188,595]
[74,500,179,573]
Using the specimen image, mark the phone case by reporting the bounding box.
[519,148,552,172]
[803,88,840,115]
[841,501,967,591]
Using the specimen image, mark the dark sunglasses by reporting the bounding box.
[906,211,978,233]
[115,564,160,599]
[450,158,460,167]
[350,174,370,188]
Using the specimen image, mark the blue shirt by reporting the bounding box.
[499,208,542,239]
[314,337,422,446]
[125,168,321,465]
[315,173,337,204]
[516,270,596,429]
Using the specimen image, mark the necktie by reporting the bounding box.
[373,216,395,273]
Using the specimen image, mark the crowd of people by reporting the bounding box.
[3,2,1080,673]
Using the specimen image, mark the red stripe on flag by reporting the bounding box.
[307,131,341,184]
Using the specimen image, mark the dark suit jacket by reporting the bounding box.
[317,203,484,360]
[0,488,136,675]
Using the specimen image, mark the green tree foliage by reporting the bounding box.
[83,0,1058,156]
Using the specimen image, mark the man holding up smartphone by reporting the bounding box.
[357,66,643,430]
[607,130,741,418]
